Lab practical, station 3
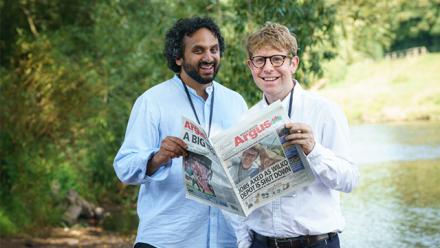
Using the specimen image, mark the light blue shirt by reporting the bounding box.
[114,75,248,248]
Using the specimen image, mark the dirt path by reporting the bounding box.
[0,227,134,248]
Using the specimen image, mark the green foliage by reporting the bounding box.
[389,0,440,52]
[1,0,436,236]
[220,0,338,103]
[335,1,397,59]
[0,208,17,235]
[332,0,439,61]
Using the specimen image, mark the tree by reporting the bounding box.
[389,0,440,52]
[0,0,342,234]
[220,0,338,102]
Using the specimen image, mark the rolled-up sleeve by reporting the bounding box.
[114,94,172,184]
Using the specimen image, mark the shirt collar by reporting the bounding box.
[172,74,214,98]
[261,80,303,110]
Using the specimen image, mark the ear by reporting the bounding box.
[247,60,253,70]
[176,57,183,66]
[289,56,299,73]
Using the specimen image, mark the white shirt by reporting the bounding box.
[236,82,360,248]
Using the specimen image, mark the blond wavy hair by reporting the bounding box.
[246,22,298,58]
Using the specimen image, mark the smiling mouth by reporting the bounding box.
[200,64,214,69]
[261,77,280,81]
[199,63,215,74]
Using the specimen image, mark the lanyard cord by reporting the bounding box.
[287,86,293,118]
[265,86,294,118]
[181,80,215,137]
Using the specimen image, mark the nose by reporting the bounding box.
[202,51,214,62]
[262,58,275,72]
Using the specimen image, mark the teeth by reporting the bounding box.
[263,77,277,81]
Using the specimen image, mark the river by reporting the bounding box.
[104,122,440,247]
[340,122,440,248]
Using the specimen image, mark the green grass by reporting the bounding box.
[318,53,440,123]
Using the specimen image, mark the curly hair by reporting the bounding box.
[246,22,298,58]
[164,16,225,73]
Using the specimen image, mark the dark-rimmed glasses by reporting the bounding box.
[250,55,290,68]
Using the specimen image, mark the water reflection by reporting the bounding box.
[350,122,440,164]
[105,123,440,247]
[341,122,440,248]
[341,161,440,247]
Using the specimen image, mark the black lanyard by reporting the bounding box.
[181,80,215,137]
[265,86,294,118]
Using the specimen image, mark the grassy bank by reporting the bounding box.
[317,53,440,123]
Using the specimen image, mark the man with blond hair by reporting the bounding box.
[236,22,359,248]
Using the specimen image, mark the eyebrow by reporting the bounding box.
[191,43,219,50]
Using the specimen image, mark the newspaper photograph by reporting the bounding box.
[181,117,244,216]
[180,101,315,217]
[211,101,315,216]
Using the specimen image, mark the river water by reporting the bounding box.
[340,122,440,248]
[105,122,440,247]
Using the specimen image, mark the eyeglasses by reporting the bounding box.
[250,55,291,68]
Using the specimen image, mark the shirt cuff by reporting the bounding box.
[236,222,252,248]
[141,149,172,183]
[307,142,340,179]
[307,142,324,159]
[306,143,328,175]
[238,239,252,248]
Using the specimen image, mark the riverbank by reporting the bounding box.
[0,227,134,248]
[317,53,440,123]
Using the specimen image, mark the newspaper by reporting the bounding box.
[181,101,315,216]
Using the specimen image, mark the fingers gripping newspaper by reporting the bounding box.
[181,101,315,216]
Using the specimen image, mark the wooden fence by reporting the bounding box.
[385,46,428,59]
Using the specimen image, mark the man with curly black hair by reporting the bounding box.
[114,16,247,248]
[164,17,225,81]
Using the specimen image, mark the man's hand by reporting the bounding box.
[147,136,188,176]
[284,123,315,155]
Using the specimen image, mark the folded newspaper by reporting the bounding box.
[180,101,315,216]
